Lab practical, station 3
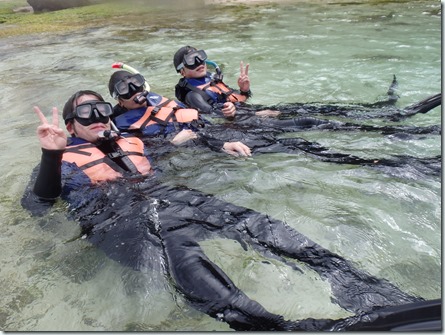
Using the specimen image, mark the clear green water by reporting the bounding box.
[0,0,440,331]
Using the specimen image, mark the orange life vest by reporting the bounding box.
[196,81,248,103]
[128,97,199,131]
[63,137,152,184]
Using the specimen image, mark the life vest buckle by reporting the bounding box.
[108,152,123,159]
[151,106,161,115]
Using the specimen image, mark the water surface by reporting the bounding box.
[0,0,440,331]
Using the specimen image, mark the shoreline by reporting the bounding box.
[0,0,431,39]
[204,0,370,4]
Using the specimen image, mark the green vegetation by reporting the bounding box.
[0,0,165,38]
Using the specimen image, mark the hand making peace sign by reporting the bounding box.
[33,106,67,151]
[237,61,251,93]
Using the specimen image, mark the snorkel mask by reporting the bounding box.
[176,49,208,71]
[64,101,113,126]
[112,73,146,100]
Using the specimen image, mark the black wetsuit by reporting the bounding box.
[175,74,441,139]
[112,89,441,178]
[175,74,334,129]
[172,75,441,177]
[21,133,440,331]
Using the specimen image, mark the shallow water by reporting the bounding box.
[0,0,441,331]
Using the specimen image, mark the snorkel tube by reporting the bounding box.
[111,62,151,92]
[205,60,223,82]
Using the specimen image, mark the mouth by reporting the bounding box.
[195,64,205,72]
[90,124,107,131]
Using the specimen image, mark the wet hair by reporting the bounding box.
[173,45,198,72]
[108,70,133,97]
[62,90,105,124]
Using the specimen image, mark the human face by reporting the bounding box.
[67,94,111,143]
[181,62,207,79]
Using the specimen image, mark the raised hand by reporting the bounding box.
[237,61,250,93]
[34,106,67,151]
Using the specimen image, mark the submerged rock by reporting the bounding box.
[27,0,96,12]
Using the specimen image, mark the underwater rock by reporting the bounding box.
[27,0,95,12]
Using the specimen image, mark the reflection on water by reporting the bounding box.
[0,0,440,331]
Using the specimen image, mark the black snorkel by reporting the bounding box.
[133,90,149,105]
[97,121,121,142]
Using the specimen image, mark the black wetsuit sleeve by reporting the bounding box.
[184,91,220,115]
[240,89,252,99]
[33,148,64,200]
[195,132,225,152]
[111,104,128,119]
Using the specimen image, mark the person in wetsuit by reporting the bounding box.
[21,89,441,331]
[173,46,272,118]
[173,45,335,129]
[108,70,252,157]
[172,46,442,142]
